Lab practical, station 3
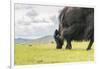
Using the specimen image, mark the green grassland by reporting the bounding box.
[14,41,94,65]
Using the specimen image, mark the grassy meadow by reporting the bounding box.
[14,41,94,65]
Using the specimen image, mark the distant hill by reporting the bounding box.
[15,35,54,44]
[15,38,33,44]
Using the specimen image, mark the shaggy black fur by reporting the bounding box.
[54,7,94,50]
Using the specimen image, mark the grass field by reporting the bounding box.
[14,41,94,65]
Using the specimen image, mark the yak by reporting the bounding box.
[54,7,94,50]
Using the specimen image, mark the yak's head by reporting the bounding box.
[54,29,63,49]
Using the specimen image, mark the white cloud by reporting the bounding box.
[15,4,63,39]
[15,23,56,39]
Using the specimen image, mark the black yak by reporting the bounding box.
[54,7,94,50]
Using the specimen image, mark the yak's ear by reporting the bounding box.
[54,29,59,38]
[55,29,59,35]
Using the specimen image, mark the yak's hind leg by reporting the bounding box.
[66,40,72,49]
[87,40,94,50]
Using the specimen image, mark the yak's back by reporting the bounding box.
[59,7,94,27]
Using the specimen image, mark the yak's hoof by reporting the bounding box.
[65,46,72,50]
[56,47,62,49]
[86,48,91,51]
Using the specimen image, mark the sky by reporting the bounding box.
[15,3,64,39]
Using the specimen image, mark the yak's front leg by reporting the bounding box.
[66,40,72,49]
[87,40,94,50]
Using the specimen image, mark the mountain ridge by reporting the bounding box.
[15,35,54,44]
